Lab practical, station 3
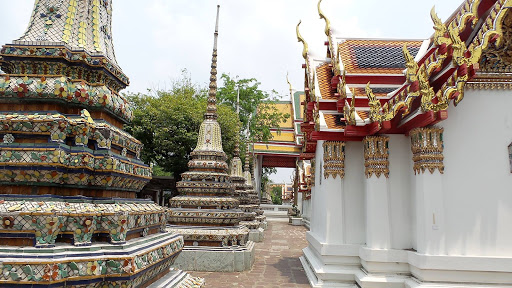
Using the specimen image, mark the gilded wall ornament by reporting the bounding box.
[410,127,444,174]
[323,141,345,179]
[364,136,389,178]
[310,158,316,187]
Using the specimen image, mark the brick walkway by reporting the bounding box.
[191,218,310,288]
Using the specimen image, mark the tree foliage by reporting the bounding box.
[126,73,239,179]
[271,185,283,205]
[217,74,290,146]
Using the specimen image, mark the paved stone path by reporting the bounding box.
[191,218,310,288]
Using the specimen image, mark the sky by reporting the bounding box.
[0,0,464,182]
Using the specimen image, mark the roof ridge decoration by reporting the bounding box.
[361,1,510,128]
[287,72,293,97]
[296,20,309,61]
[344,87,356,125]
[296,20,317,103]
[318,0,340,76]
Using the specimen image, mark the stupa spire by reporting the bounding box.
[205,5,220,120]
[244,143,251,173]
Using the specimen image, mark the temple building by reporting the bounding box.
[167,5,255,272]
[297,0,512,287]
[0,0,202,287]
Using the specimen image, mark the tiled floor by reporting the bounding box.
[191,218,310,288]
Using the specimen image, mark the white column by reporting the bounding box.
[410,127,445,255]
[363,136,392,249]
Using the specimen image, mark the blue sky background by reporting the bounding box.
[0,0,464,183]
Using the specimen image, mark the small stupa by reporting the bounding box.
[230,133,250,207]
[239,145,267,231]
[0,0,203,287]
[168,5,254,272]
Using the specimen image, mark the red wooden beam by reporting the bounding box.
[318,101,337,111]
[344,122,381,137]
[299,152,315,160]
[311,131,364,141]
[401,111,436,134]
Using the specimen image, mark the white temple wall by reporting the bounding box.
[387,134,413,250]
[440,88,512,257]
[302,198,311,224]
[314,140,345,244]
[309,141,326,243]
[343,141,366,244]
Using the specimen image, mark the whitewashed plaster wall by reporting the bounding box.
[440,88,512,257]
[388,135,414,249]
[302,198,311,220]
[343,141,366,244]
[311,140,344,244]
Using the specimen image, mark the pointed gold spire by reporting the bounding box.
[234,122,241,157]
[205,5,221,120]
[244,143,251,173]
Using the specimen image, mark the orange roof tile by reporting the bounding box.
[356,111,370,120]
[316,63,336,100]
[323,114,345,129]
[338,39,423,75]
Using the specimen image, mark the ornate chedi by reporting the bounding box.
[230,137,250,207]
[0,1,203,287]
[239,146,266,230]
[168,6,253,272]
[230,132,249,206]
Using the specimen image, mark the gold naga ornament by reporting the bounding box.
[296,20,317,103]
[362,1,511,125]
[343,86,356,125]
[318,0,341,77]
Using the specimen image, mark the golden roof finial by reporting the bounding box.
[286,72,293,96]
[318,0,331,37]
[296,20,309,60]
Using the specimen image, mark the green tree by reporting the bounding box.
[126,73,239,179]
[271,185,283,205]
[217,74,290,146]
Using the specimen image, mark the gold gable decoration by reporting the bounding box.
[364,136,389,178]
[323,141,345,179]
[410,127,444,174]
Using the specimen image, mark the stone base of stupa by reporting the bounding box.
[248,227,265,242]
[0,231,193,287]
[147,269,205,288]
[172,241,255,272]
[167,225,255,271]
